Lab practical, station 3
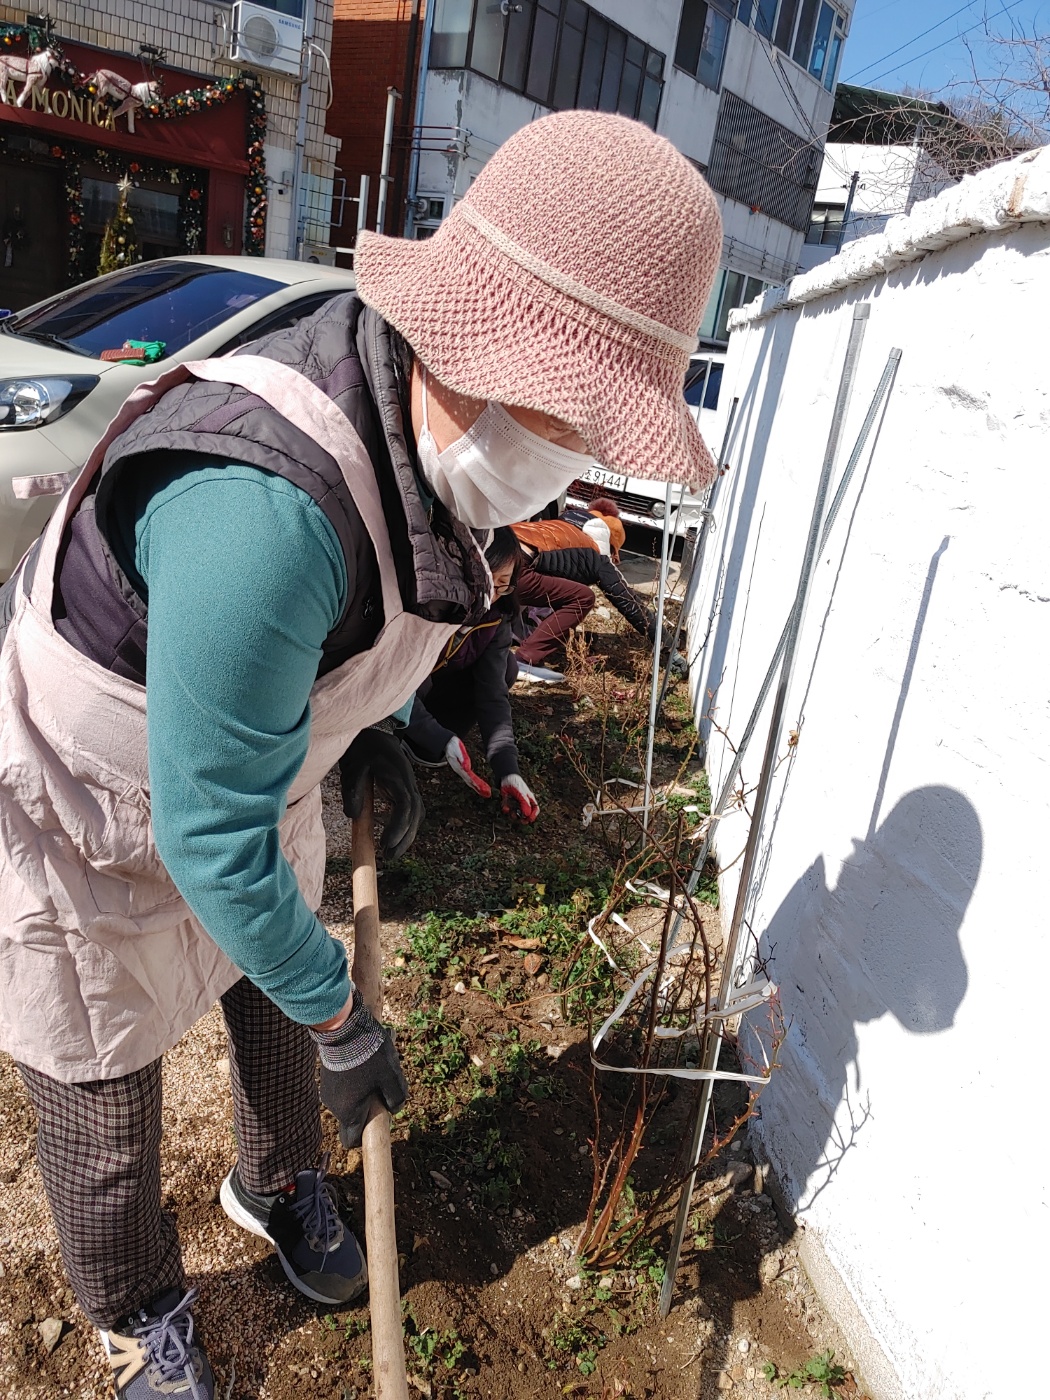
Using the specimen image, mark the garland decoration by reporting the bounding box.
[0,22,267,259]
[0,130,206,283]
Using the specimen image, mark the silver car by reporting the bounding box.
[0,255,356,580]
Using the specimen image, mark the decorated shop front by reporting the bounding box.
[0,19,267,310]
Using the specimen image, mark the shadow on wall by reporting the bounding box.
[748,784,981,1213]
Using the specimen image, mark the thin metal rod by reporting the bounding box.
[375,87,400,234]
[355,173,370,243]
[642,489,677,835]
[681,346,903,905]
[659,304,873,1316]
[655,396,740,713]
[288,0,317,259]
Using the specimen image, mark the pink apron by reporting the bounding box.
[0,356,464,1082]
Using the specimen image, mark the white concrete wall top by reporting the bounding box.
[691,139,1050,1400]
[730,143,1050,328]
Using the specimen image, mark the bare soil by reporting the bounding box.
[0,615,868,1400]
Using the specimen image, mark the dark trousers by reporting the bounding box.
[17,976,320,1328]
[515,569,595,665]
[531,548,656,640]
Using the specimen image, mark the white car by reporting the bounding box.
[0,255,357,580]
[566,351,725,538]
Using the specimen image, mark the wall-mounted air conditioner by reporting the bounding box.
[230,1,305,79]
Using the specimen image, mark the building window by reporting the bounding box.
[707,90,822,232]
[430,1,665,127]
[431,0,472,69]
[805,202,843,245]
[674,1,734,92]
[746,0,845,89]
[698,266,768,343]
[251,0,305,15]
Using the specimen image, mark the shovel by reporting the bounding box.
[351,781,410,1400]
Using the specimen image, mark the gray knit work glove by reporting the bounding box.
[311,992,409,1148]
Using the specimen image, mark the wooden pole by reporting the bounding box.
[350,782,410,1400]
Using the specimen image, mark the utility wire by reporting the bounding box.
[859,0,1026,88]
[845,0,982,81]
[756,37,854,182]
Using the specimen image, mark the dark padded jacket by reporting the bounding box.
[1,293,490,677]
[402,607,520,782]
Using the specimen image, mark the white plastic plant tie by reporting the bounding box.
[591,1060,771,1087]
[592,963,659,1053]
[623,879,697,960]
[626,877,670,901]
[582,779,667,827]
[586,913,628,972]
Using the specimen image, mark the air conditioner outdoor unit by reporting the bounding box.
[230,1,305,79]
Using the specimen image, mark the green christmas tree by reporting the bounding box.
[97,176,141,276]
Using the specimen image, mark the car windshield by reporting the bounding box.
[683,359,723,410]
[6,262,285,361]
[684,360,709,406]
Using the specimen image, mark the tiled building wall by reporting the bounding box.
[0,0,340,256]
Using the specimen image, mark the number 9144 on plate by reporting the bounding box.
[580,466,628,491]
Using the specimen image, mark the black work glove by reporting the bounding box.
[339,728,424,859]
[311,992,409,1148]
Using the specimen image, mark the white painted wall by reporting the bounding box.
[799,141,956,270]
[687,146,1050,1400]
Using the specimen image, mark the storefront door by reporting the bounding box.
[0,157,65,312]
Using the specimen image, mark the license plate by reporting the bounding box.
[580,466,628,491]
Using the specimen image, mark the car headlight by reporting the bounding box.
[0,376,98,430]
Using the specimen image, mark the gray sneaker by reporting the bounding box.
[99,1286,213,1399]
[220,1155,368,1305]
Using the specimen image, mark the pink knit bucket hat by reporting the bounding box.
[354,110,723,488]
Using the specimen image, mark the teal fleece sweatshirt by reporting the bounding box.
[111,457,353,1026]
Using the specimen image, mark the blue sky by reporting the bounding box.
[840,0,1050,96]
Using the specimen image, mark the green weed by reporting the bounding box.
[405,1005,468,1085]
[547,1316,606,1377]
[400,912,481,979]
[763,1351,848,1396]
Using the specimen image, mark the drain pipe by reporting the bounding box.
[375,86,401,235]
[287,0,317,260]
[404,0,437,235]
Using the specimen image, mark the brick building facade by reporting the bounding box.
[327,0,424,245]
[0,1,339,309]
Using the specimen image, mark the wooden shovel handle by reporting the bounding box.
[350,782,410,1400]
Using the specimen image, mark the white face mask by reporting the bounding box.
[416,368,586,529]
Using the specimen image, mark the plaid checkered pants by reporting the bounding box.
[17,977,321,1328]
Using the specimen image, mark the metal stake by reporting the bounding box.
[679,346,902,908]
[655,396,740,714]
[659,304,874,1316]
[375,87,400,235]
[642,488,677,836]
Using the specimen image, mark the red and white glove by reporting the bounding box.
[501,774,540,823]
[444,737,492,798]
